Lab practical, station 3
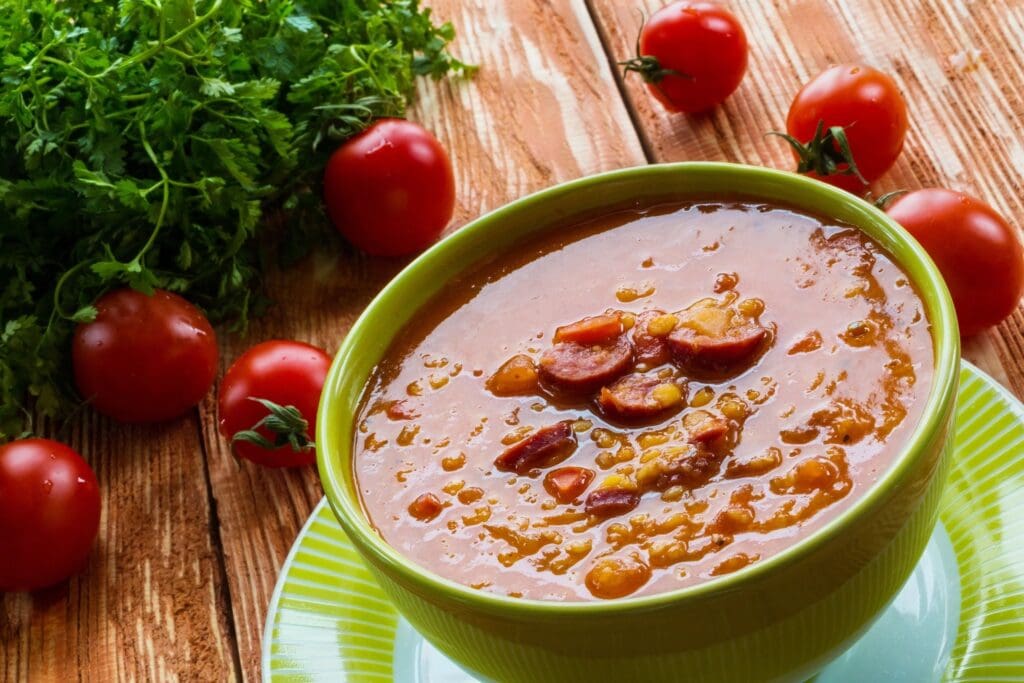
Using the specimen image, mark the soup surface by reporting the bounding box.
[353,199,934,601]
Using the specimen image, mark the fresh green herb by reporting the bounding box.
[766,120,868,185]
[0,0,471,439]
[232,397,314,454]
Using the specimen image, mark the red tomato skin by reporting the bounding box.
[640,2,748,113]
[886,189,1024,337]
[323,119,455,257]
[218,340,332,467]
[73,289,218,423]
[0,439,101,591]
[787,64,908,190]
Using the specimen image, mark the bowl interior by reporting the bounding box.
[317,162,960,616]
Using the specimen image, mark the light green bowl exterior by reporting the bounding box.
[317,163,960,683]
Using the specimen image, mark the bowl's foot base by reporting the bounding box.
[394,524,961,683]
[810,523,960,682]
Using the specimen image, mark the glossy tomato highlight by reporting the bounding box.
[0,439,101,591]
[886,189,1024,337]
[323,119,455,257]
[218,340,332,467]
[782,64,908,193]
[73,289,218,423]
[622,2,748,113]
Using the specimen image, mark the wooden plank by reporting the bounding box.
[197,1,647,679]
[587,0,1024,398]
[0,416,239,682]
[15,1,1024,680]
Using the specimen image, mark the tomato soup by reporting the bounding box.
[352,200,934,601]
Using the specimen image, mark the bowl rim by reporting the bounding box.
[317,161,960,617]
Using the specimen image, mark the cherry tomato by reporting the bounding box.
[218,340,332,467]
[781,64,908,194]
[621,2,748,114]
[73,288,219,423]
[886,189,1024,337]
[323,118,455,257]
[0,438,101,591]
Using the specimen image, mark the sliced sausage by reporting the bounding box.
[668,324,767,364]
[494,421,577,474]
[667,299,769,367]
[539,336,634,394]
[553,313,623,345]
[632,309,672,367]
[585,487,641,517]
[598,373,683,419]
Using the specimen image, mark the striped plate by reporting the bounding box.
[263,362,1024,682]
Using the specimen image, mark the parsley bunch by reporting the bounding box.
[0,0,470,439]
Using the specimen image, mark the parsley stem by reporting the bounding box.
[53,261,93,321]
[347,47,387,95]
[136,121,171,263]
[39,56,95,82]
[105,0,224,77]
[163,46,205,64]
[0,0,472,440]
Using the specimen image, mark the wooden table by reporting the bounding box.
[3,1,1022,680]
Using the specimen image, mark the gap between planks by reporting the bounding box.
[194,414,244,683]
[582,0,657,163]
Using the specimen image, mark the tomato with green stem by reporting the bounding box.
[619,2,748,114]
[73,288,219,423]
[773,64,908,194]
[0,438,101,591]
[884,189,1024,337]
[218,340,332,468]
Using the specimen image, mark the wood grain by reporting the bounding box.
[6,1,1024,680]
[196,1,645,678]
[0,416,238,682]
[587,0,1024,398]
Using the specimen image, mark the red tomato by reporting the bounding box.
[0,439,101,591]
[323,119,455,257]
[886,189,1024,337]
[621,2,748,113]
[73,288,219,423]
[218,340,332,467]
[782,64,908,194]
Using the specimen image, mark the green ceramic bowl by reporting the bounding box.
[317,163,960,683]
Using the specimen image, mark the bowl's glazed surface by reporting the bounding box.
[317,163,960,683]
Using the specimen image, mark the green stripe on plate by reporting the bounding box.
[263,362,1024,682]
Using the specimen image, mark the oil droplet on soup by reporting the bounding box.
[353,200,934,601]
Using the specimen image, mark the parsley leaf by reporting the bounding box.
[0,0,470,439]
